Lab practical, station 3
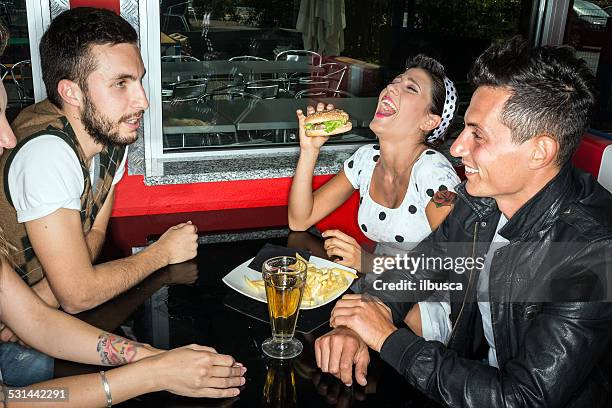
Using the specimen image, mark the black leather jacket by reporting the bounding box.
[370,164,612,407]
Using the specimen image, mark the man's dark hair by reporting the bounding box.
[406,55,454,141]
[469,36,596,166]
[39,7,138,108]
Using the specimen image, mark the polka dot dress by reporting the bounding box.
[343,144,461,254]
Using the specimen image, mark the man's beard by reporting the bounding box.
[80,92,141,147]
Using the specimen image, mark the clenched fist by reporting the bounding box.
[154,221,199,265]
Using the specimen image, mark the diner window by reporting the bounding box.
[1,0,33,122]
[156,0,535,154]
[564,0,612,133]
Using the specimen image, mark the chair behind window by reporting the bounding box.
[206,83,246,96]
[294,88,354,99]
[0,2,11,26]
[228,55,269,82]
[200,90,262,101]
[275,50,322,85]
[290,77,330,94]
[229,55,268,62]
[161,54,200,62]
[244,79,286,99]
[10,60,34,106]
[275,50,322,66]
[167,79,208,103]
[319,62,347,91]
[187,0,197,21]
[161,0,190,31]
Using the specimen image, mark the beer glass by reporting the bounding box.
[262,256,307,359]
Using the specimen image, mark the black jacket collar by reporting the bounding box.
[455,163,577,241]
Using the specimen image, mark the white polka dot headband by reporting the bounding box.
[427,77,457,143]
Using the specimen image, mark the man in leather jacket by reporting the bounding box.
[314,37,612,407]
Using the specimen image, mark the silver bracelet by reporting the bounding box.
[99,370,112,407]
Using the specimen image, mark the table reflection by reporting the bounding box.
[262,359,297,408]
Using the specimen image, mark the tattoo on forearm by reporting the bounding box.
[432,190,457,208]
[96,332,144,365]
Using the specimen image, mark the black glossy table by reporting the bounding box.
[61,231,440,407]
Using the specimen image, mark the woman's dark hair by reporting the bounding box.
[39,7,138,108]
[405,55,454,141]
[469,36,596,166]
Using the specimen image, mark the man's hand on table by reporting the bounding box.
[330,294,397,352]
[314,326,370,387]
[150,221,199,265]
[148,344,246,398]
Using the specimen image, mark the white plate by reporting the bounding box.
[222,256,356,310]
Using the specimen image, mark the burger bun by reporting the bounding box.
[304,109,349,125]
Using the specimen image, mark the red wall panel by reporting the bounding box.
[112,173,371,244]
[113,175,296,216]
[69,0,120,14]
[572,134,611,178]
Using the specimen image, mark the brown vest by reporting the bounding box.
[0,100,125,285]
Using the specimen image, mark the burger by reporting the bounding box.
[304,109,352,137]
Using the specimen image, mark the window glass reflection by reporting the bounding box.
[2,0,33,122]
[158,0,535,153]
[564,0,612,132]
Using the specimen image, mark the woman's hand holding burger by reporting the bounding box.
[296,102,335,152]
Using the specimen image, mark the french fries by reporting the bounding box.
[244,255,357,307]
[244,276,265,291]
[301,264,351,306]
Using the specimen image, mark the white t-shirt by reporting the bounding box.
[477,214,509,368]
[343,144,461,254]
[7,135,128,223]
[419,214,509,369]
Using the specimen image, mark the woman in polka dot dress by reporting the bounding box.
[289,55,460,342]
[289,55,460,269]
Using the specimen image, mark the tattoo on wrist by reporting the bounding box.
[432,190,457,208]
[96,332,144,365]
